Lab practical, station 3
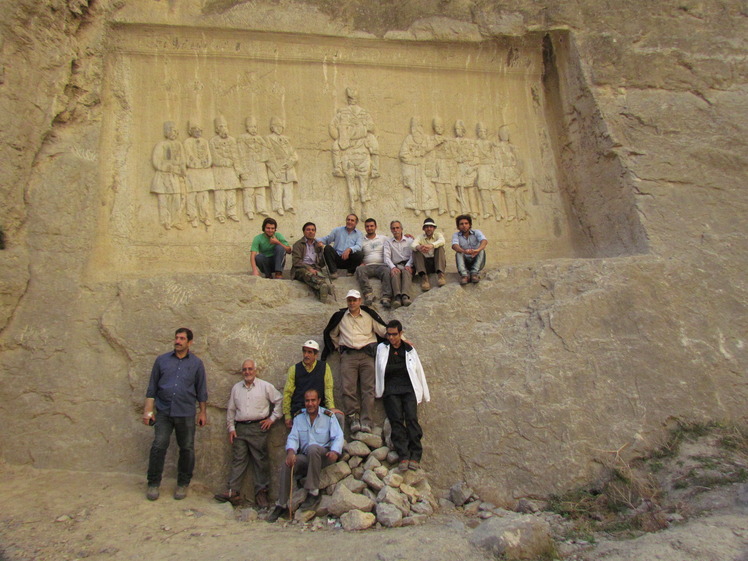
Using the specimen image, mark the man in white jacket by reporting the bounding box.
[375,320,430,471]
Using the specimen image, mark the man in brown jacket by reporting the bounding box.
[291,222,331,303]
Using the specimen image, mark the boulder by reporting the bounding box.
[377,485,410,516]
[327,484,375,516]
[318,461,352,489]
[375,502,403,528]
[469,514,554,561]
[353,432,383,449]
[340,509,376,531]
[362,455,381,471]
[370,446,389,461]
[336,474,367,494]
[383,472,403,488]
[449,481,473,507]
[345,440,371,457]
[362,469,385,491]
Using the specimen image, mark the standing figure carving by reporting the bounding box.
[429,117,459,217]
[474,122,502,221]
[399,116,442,217]
[265,116,298,216]
[151,121,187,230]
[453,120,478,216]
[496,125,527,222]
[329,87,380,215]
[210,115,241,223]
[183,120,214,228]
[237,116,270,220]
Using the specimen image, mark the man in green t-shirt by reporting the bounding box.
[250,217,292,278]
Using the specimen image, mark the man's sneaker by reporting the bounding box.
[174,486,188,500]
[214,490,241,504]
[359,423,371,433]
[398,460,410,472]
[471,273,480,284]
[363,292,374,306]
[349,415,361,433]
[437,272,446,287]
[255,489,269,508]
[420,275,431,291]
[267,505,287,523]
[401,295,412,307]
[146,486,160,501]
[381,298,391,308]
[460,275,470,285]
[408,460,421,471]
[329,271,339,280]
[319,284,330,304]
[391,297,402,310]
[299,493,320,511]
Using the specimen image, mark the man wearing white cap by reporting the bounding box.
[282,339,343,428]
[322,289,387,433]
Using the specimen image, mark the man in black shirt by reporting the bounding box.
[374,320,430,471]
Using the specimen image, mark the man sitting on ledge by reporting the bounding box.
[267,388,343,522]
[451,214,488,284]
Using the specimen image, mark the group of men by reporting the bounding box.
[249,212,490,299]
[143,313,430,523]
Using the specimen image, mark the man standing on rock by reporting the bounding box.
[375,320,430,471]
[451,214,488,285]
[322,289,387,434]
[142,328,208,501]
[282,340,343,428]
[267,389,344,522]
[214,359,282,508]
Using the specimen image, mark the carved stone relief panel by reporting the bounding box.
[89,26,639,278]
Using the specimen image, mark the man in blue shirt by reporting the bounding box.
[450,214,488,285]
[267,388,344,522]
[142,328,208,501]
[316,214,364,277]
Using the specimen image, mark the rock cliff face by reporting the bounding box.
[0,0,745,505]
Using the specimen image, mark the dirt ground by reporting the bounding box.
[0,460,746,561]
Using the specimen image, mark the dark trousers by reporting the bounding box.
[228,422,270,493]
[383,391,423,462]
[147,413,196,487]
[255,244,287,277]
[323,245,364,274]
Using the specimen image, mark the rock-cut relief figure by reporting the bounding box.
[429,117,459,218]
[183,120,214,228]
[496,125,527,222]
[265,116,298,216]
[399,116,443,217]
[329,87,380,215]
[474,122,502,221]
[210,115,241,223]
[237,116,270,220]
[151,121,187,230]
[453,120,478,216]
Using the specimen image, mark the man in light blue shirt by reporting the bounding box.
[451,214,488,285]
[267,388,344,521]
[317,214,364,277]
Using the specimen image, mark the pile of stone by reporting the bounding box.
[279,427,438,530]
